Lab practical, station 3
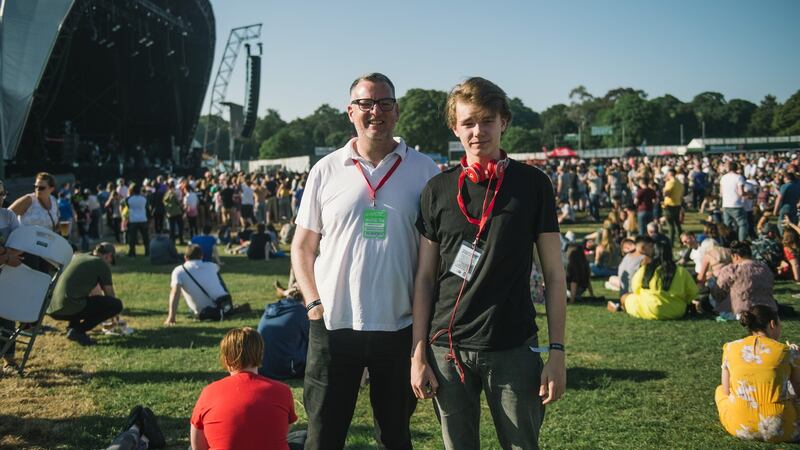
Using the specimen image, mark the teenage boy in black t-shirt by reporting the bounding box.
[410,77,567,449]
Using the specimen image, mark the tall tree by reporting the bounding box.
[725,99,757,137]
[747,95,779,136]
[691,91,728,137]
[509,97,541,130]
[253,109,287,144]
[395,88,450,152]
[501,126,541,153]
[602,93,656,148]
[540,104,575,149]
[773,90,800,136]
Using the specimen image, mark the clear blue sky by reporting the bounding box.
[206,0,799,121]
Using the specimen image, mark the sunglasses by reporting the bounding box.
[34,185,49,191]
[0,192,6,197]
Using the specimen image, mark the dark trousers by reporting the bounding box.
[51,296,123,333]
[304,323,416,450]
[665,205,682,246]
[168,215,184,244]
[127,221,150,256]
[0,317,14,358]
[187,216,198,238]
[153,211,165,234]
[692,187,705,210]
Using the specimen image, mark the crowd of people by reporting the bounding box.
[546,148,800,443]
[1,70,800,448]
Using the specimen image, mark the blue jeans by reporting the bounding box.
[723,207,748,242]
[590,263,617,278]
[589,194,601,221]
[637,210,653,237]
[429,337,544,450]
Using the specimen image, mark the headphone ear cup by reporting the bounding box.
[464,165,480,183]
[486,160,497,179]
[470,162,485,183]
[495,160,506,178]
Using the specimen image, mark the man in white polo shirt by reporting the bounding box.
[292,72,439,449]
[719,161,748,242]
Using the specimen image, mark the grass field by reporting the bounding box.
[2,212,800,449]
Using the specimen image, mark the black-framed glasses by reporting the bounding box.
[351,98,396,112]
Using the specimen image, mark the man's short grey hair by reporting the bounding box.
[647,222,659,232]
[349,72,395,97]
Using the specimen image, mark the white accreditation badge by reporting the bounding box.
[449,240,483,281]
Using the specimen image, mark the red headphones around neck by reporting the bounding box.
[459,150,509,183]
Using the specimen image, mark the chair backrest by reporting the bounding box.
[0,264,52,322]
[6,225,73,268]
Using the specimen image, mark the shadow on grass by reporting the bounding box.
[112,253,292,276]
[99,326,226,349]
[567,367,666,390]
[91,369,223,385]
[0,413,191,450]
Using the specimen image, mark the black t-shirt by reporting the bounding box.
[220,187,235,208]
[247,232,271,260]
[416,160,559,351]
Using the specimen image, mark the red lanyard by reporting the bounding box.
[352,155,402,206]
[457,170,504,239]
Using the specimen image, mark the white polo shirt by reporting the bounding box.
[296,137,440,331]
[170,260,227,314]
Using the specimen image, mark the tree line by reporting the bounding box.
[195,87,800,160]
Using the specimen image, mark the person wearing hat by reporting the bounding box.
[47,242,123,346]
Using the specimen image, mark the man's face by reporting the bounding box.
[451,101,507,160]
[348,81,398,143]
[681,235,696,249]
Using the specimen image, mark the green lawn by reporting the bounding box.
[2,212,800,449]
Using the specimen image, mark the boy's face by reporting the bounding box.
[451,101,507,161]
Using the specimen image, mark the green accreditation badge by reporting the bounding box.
[362,208,388,239]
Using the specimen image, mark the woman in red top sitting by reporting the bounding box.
[190,327,305,450]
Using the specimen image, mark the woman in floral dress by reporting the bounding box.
[716,304,800,442]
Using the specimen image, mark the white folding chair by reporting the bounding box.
[0,225,73,375]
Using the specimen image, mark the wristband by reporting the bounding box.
[306,299,322,313]
[549,343,565,352]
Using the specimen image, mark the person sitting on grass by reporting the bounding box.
[751,223,784,274]
[779,217,800,282]
[590,228,621,278]
[190,224,222,264]
[716,305,800,443]
[47,242,123,346]
[617,235,654,297]
[565,242,594,303]
[608,239,698,320]
[190,327,305,450]
[710,241,777,320]
[0,184,24,373]
[257,283,309,379]
[164,244,244,325]
[695,224,732,286]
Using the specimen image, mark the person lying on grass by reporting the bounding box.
[716,305,800,443]
[608,239,698,320]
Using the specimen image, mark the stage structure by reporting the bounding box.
[202,23,262,164]
[0,0,216,180]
